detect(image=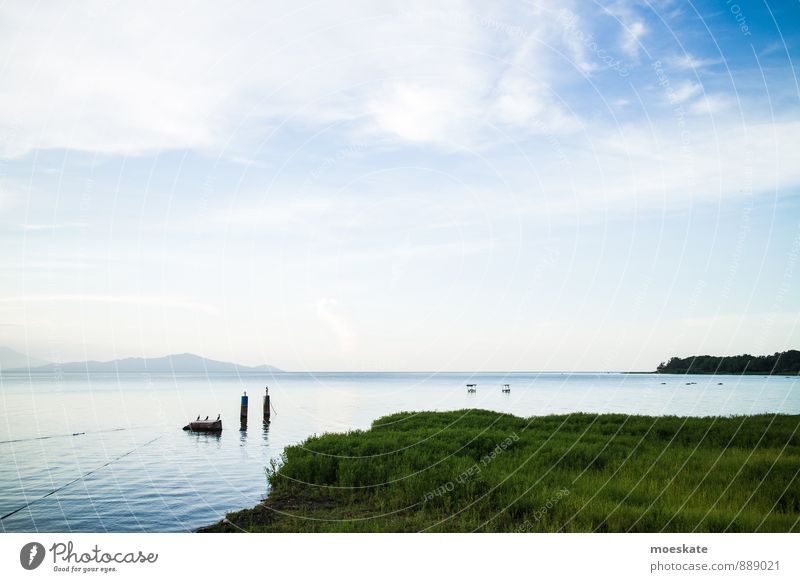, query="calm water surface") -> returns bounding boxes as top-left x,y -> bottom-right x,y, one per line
1,372 -> 798,532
